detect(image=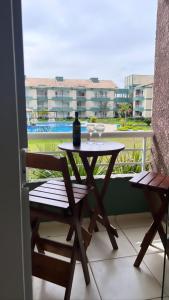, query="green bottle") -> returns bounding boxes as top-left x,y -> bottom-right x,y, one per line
73,112 -> 81,146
